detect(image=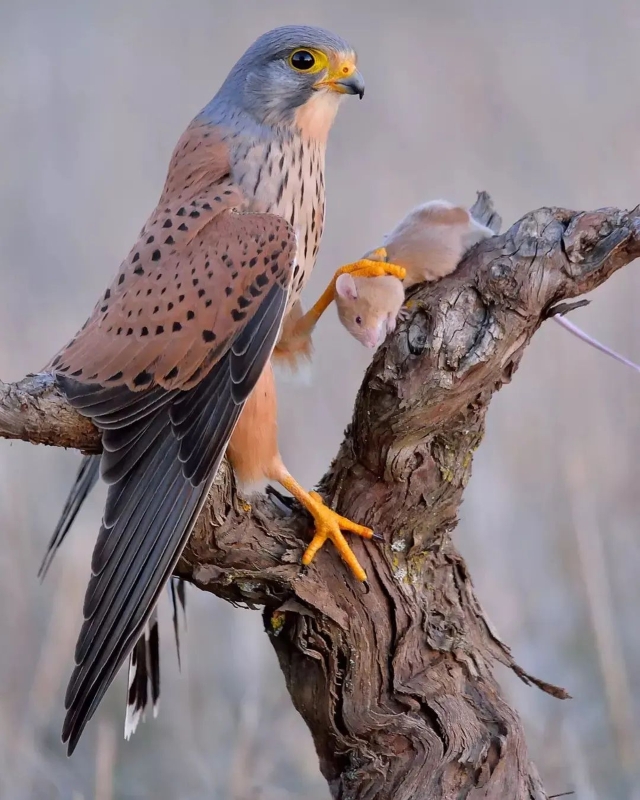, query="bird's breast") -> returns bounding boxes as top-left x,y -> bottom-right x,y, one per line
234,135 -> 326,312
